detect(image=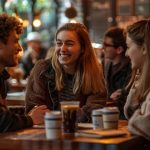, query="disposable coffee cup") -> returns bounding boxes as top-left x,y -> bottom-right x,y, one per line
101,107 -> 119,129
92,109 -> 103,129
45,111 -> 62,139
60,101 -> 79,133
